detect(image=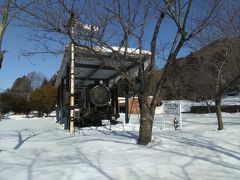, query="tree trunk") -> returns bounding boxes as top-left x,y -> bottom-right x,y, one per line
138,107 -> 154,145
215,99 -> 224,130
